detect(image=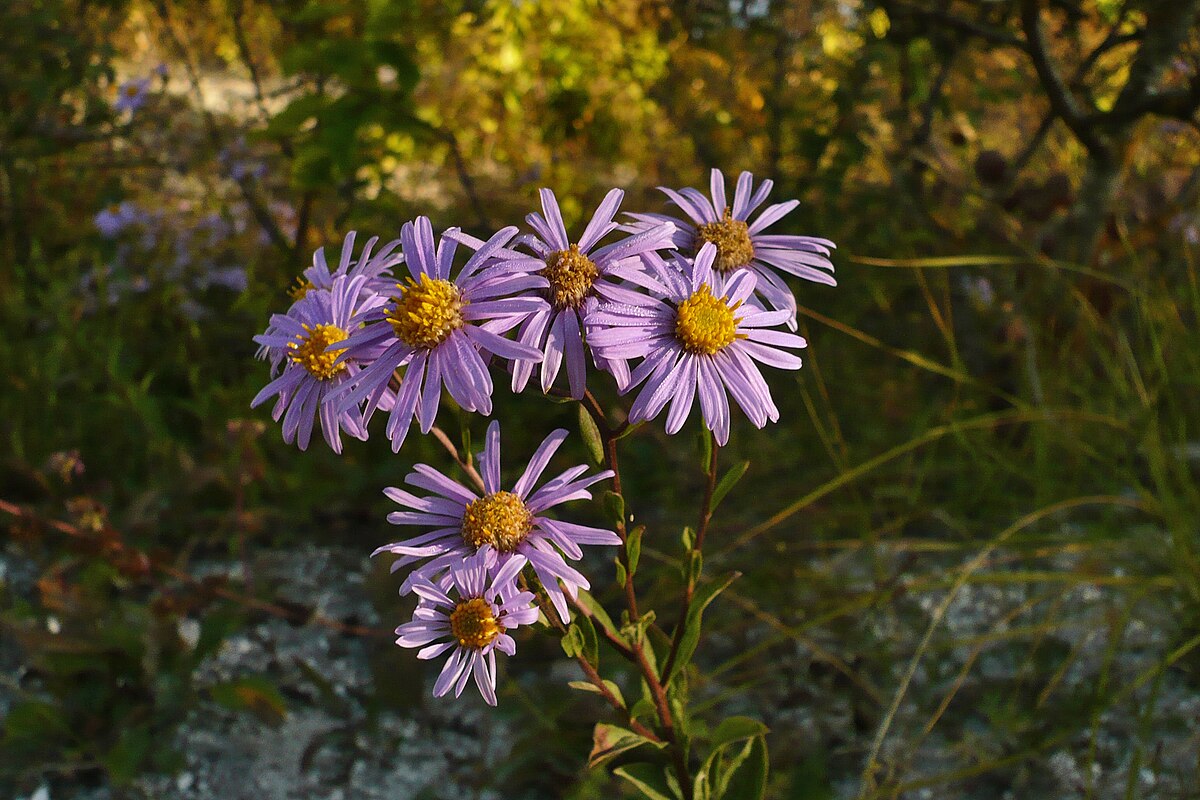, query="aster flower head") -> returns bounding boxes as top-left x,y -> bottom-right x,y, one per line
512,188 -> 676,398
257,231 -> 401,375
333,218 -> 547,452
94,201 -> 146,239
588,243 -> 808,445
628,168 -> 836,330
395,547 -> 538,706
251,274 -> 391,453
287,230 -> 402,304
114,77 -> 151,113
375,420 -> 620,622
